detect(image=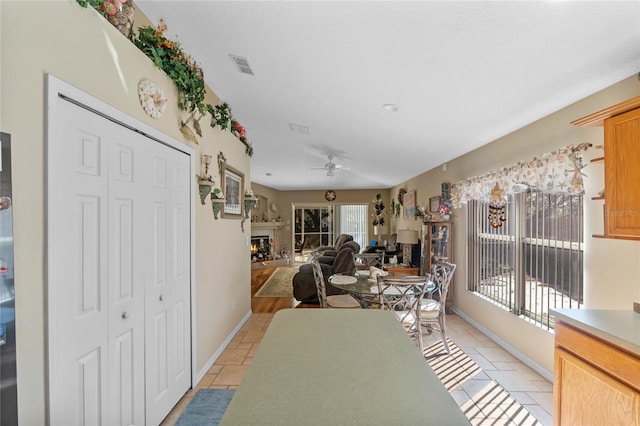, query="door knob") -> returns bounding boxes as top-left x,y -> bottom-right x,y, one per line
121,311 -> 129,319
159,294 -> 164,301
